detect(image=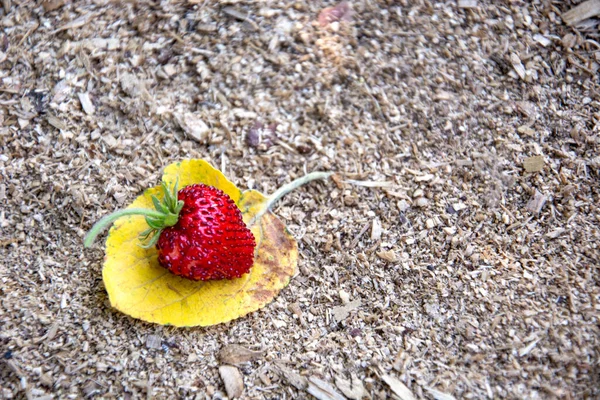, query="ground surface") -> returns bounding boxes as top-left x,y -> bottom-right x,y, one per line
1,0 -> 599,399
